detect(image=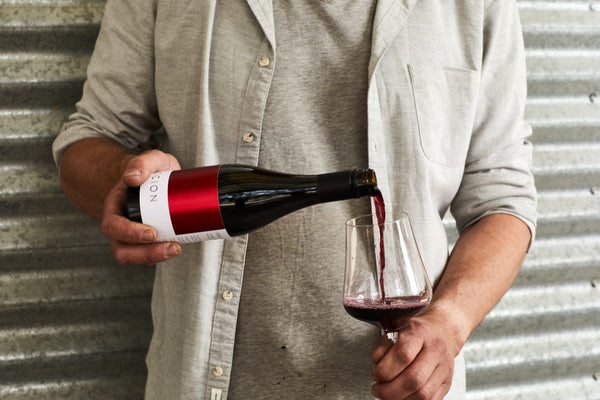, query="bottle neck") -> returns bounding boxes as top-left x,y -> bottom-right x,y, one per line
353,169 -> 378,197
316,169 -> 378,203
